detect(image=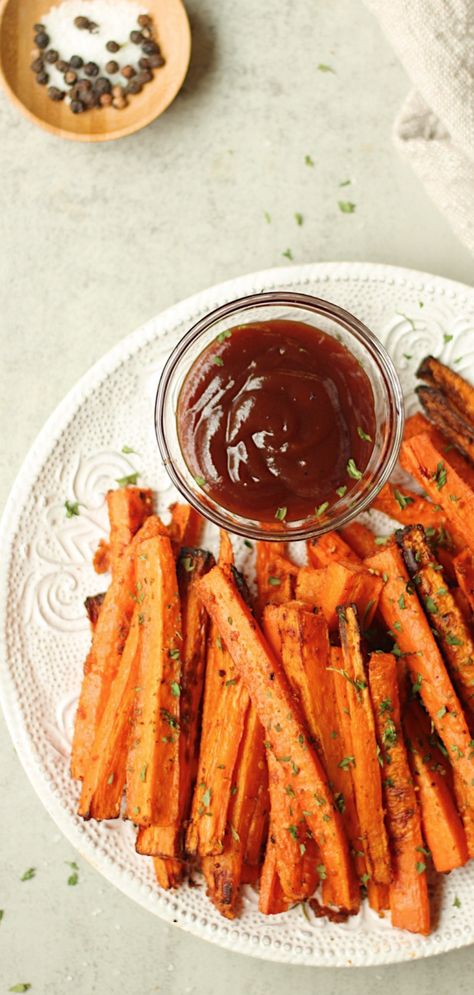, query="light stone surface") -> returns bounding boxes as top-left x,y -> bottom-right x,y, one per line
1,0 -> 474,991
